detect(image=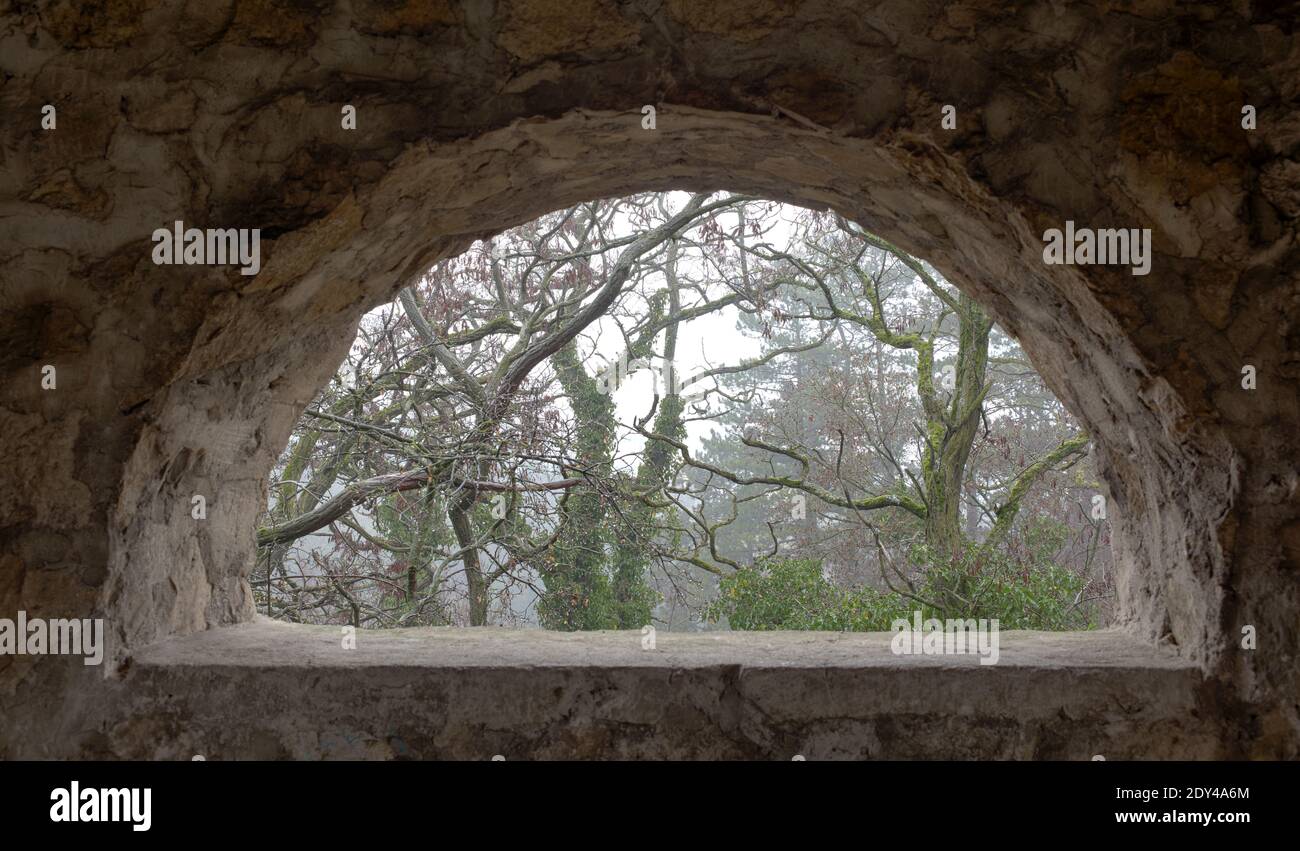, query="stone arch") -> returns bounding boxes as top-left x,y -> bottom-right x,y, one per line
2,1 -> 1296,757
